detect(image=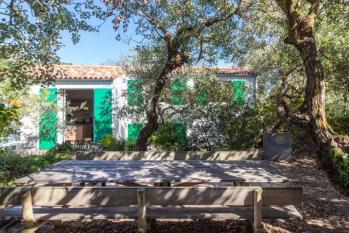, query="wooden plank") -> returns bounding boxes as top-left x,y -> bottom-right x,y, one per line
22,190 -> 34,229
253,188 -> 262,233
31,187 -> 138,206
76,150 -> 261,161
263,187 -> 303,205
0,187 -> 28,205
137,188 -> 147,233
0,205 -> 302,220
1,187 -> 302,207
16,160 -> 289,185
145,187 -> 255,205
